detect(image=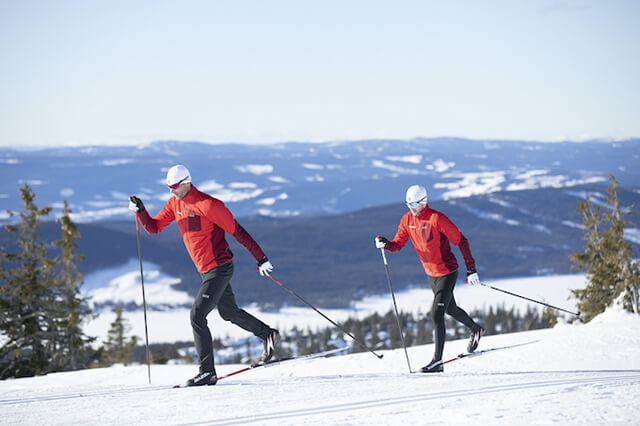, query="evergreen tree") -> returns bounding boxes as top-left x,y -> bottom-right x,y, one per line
1,185 -> 56,377
101,307 -> 139,365
415,316 -> 432,345
51,200 -> 96,370
0,188 -> 97,378
570,175 -> 640,321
